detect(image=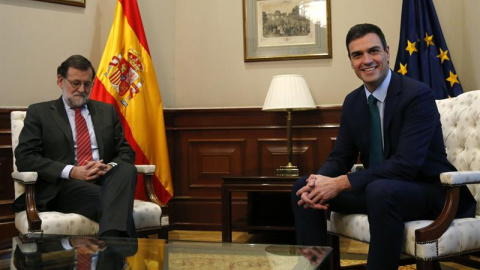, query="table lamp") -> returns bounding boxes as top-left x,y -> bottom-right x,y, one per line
262,74 -> 317,176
